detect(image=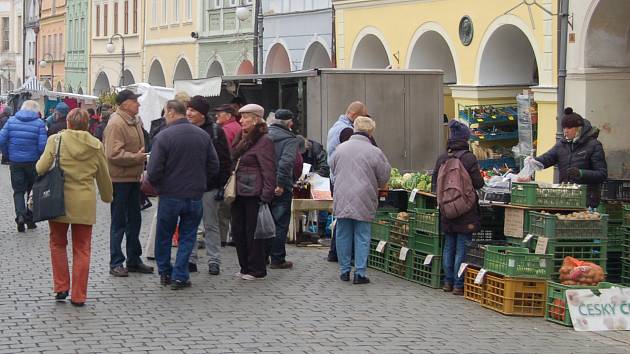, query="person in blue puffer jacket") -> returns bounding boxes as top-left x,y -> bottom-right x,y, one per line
0,100 -> 48,232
